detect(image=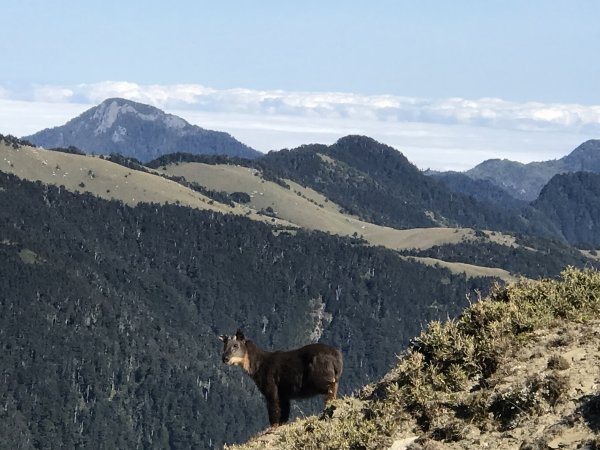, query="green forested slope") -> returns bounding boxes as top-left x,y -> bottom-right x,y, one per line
0,173 -> 492,449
